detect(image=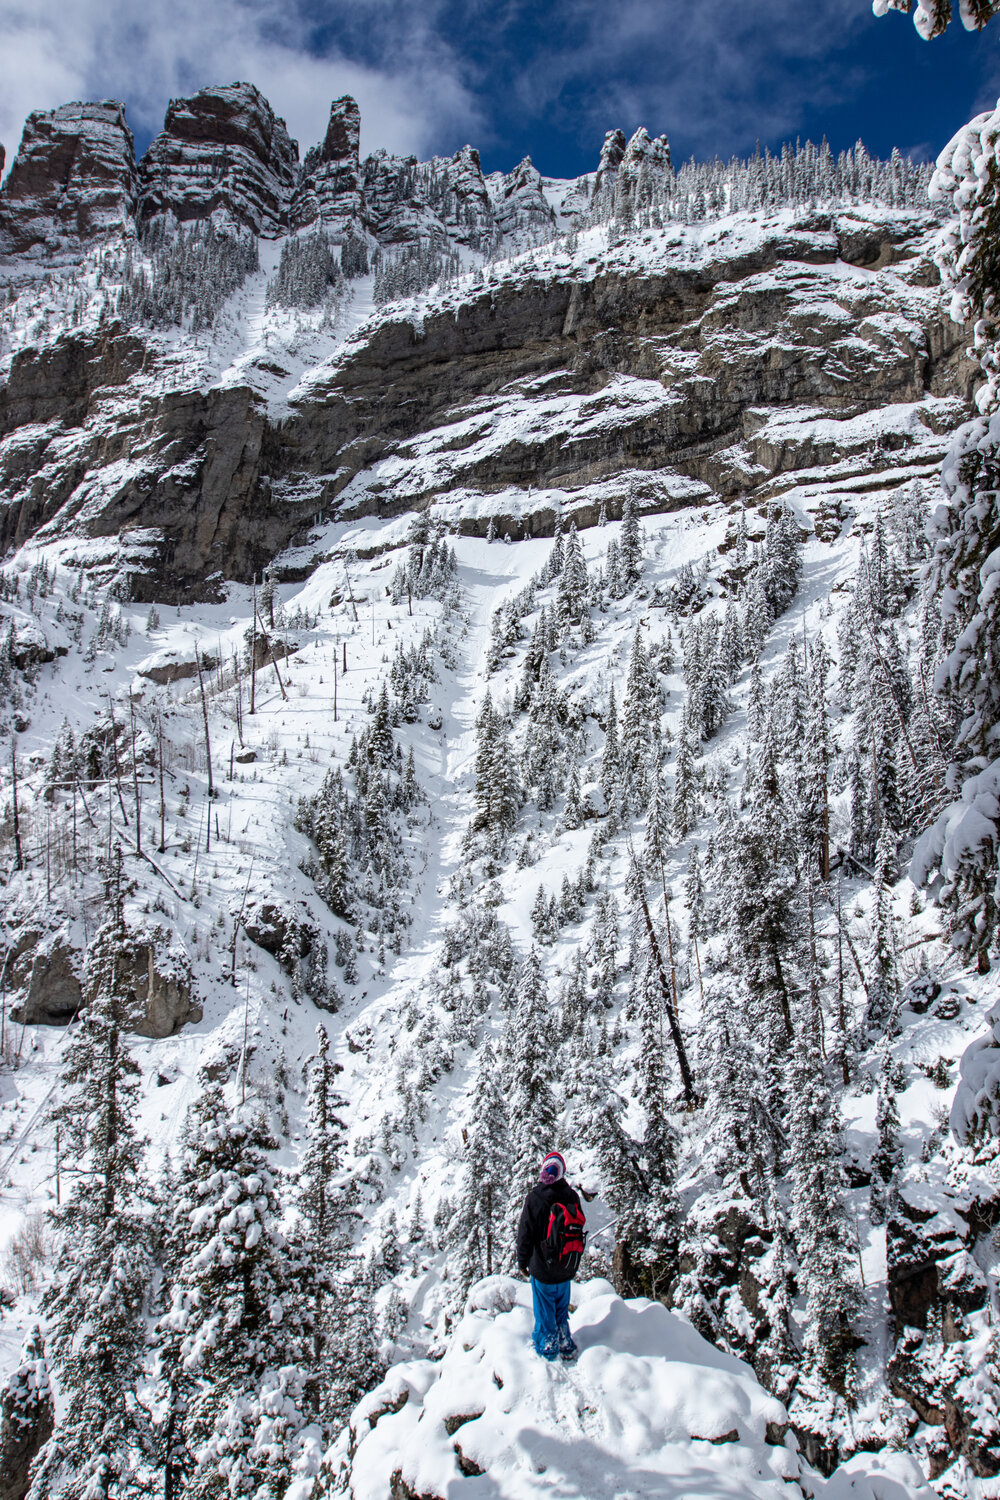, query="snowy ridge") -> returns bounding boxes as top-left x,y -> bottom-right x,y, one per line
336,1276 -> 932,1500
